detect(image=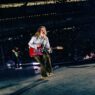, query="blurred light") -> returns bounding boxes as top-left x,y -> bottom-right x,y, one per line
0,1 -> 55,8
32,62 -> 40,65
8,37 -> 12,40
0,13 -> 56,21
66,0 -> 87,2
64,26 -> 75,30
20,35 -> 23,38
